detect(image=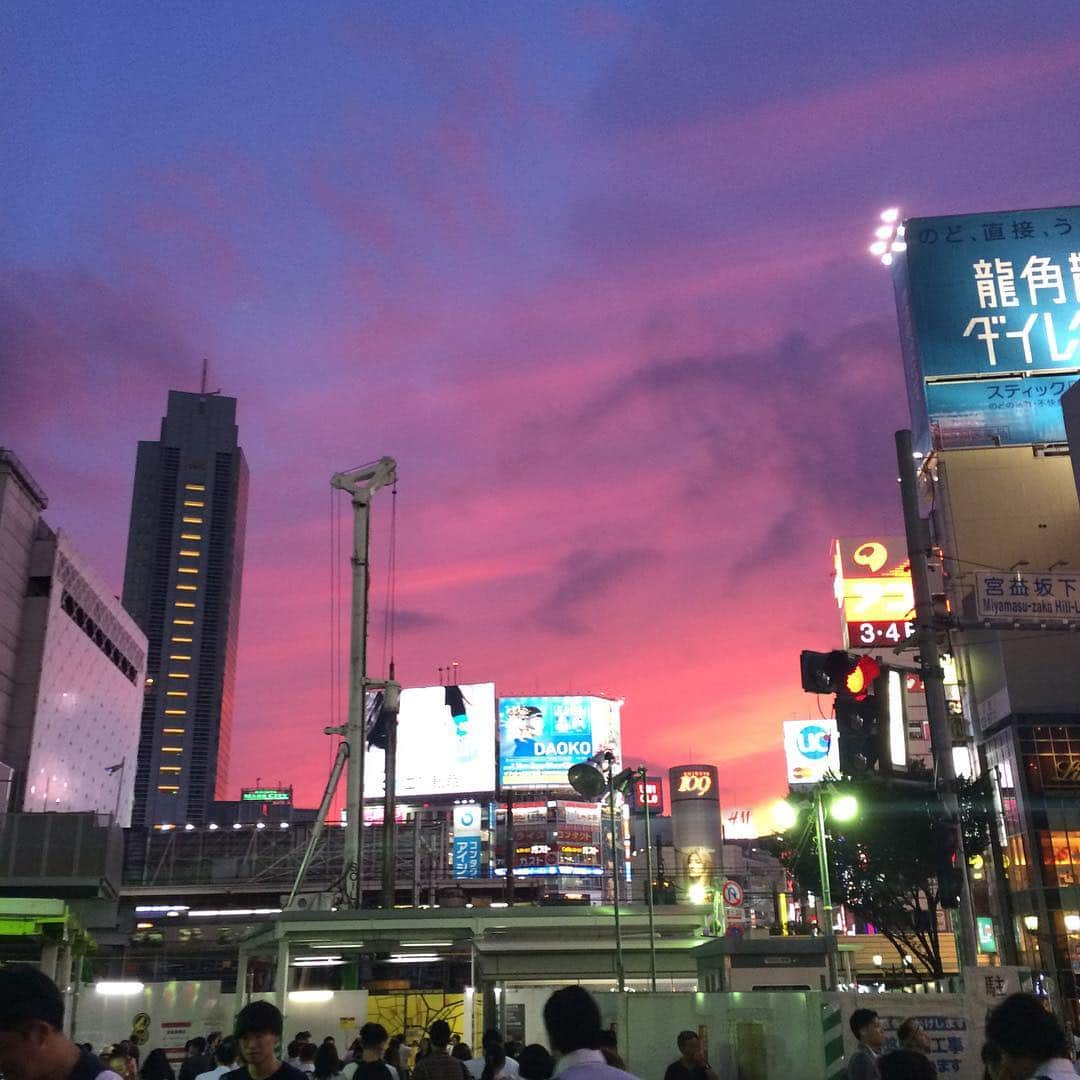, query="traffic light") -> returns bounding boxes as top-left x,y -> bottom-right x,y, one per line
801,650 -> 856,694
932,819 -> 963,909
835,693 -> 880,776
